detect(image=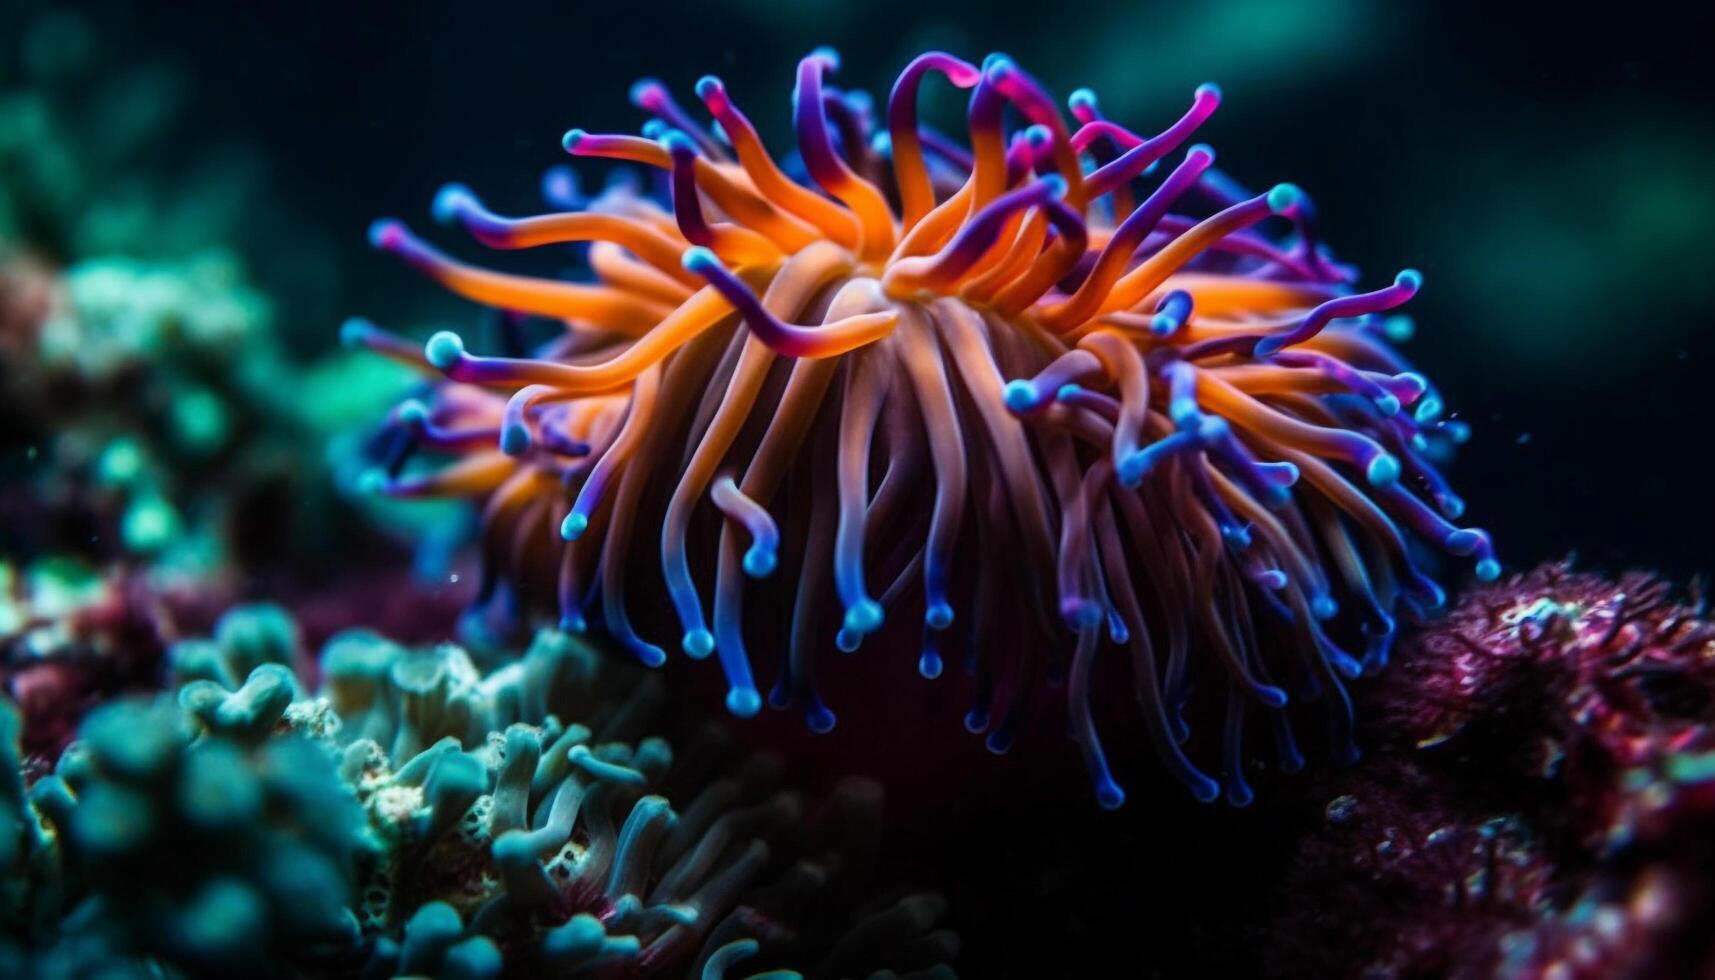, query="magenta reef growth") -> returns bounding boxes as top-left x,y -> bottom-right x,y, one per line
348,49 -> 1497,808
